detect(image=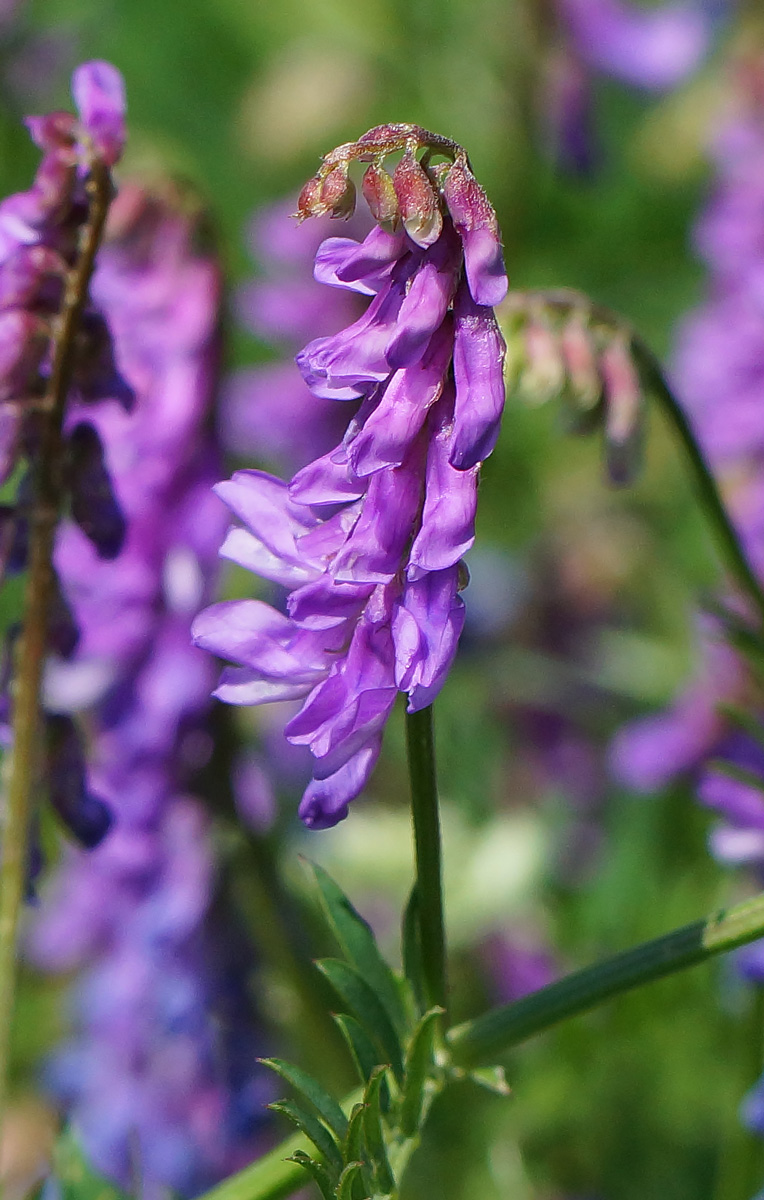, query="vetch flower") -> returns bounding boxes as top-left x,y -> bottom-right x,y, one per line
195,125 -> 508,829
29,180 -> 271,1197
